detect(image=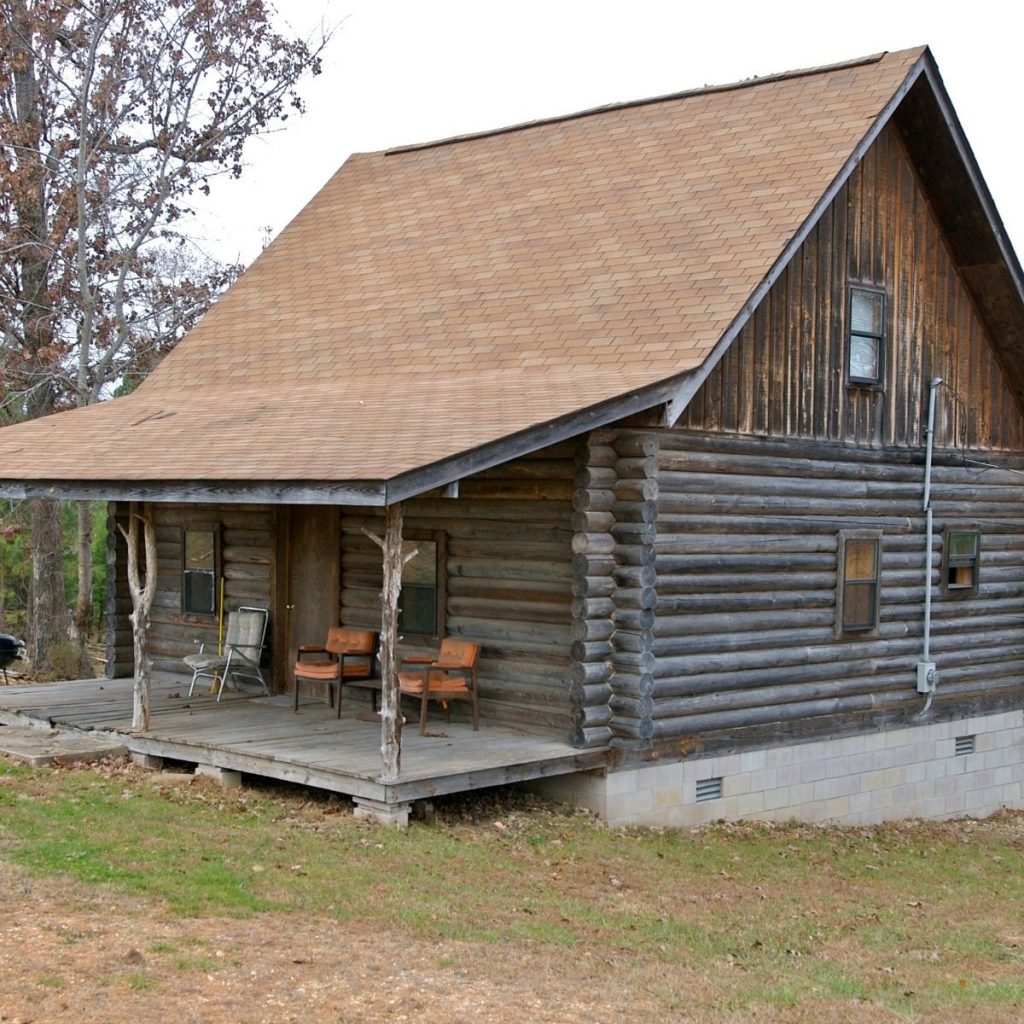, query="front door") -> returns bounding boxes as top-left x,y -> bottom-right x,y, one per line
278,505 -> 340,692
